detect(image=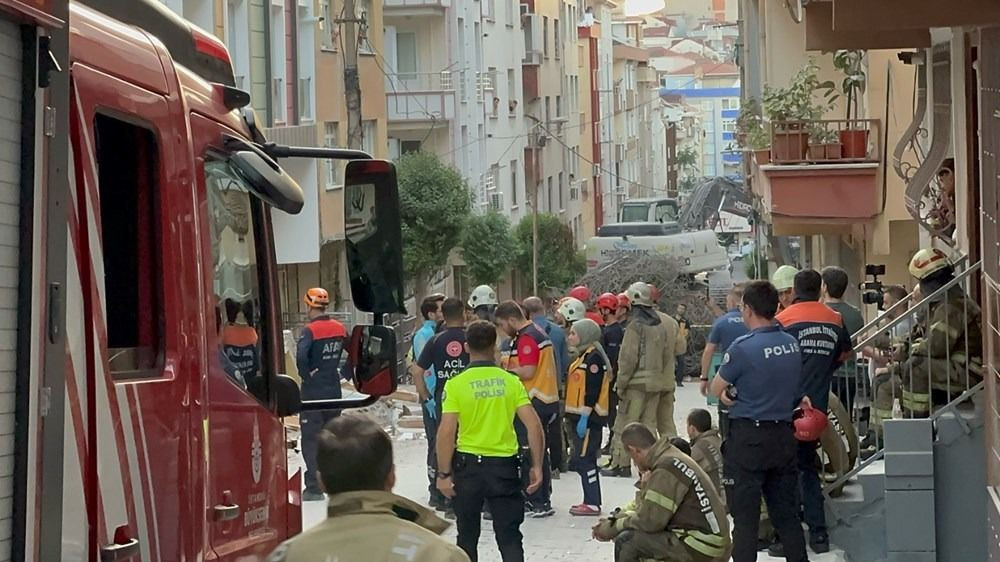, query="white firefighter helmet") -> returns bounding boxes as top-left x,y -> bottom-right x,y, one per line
626,281 -> 654,307
558,297 -> 587,323
468,284 -> 498,308
771,265 -> 799,292
908,248 -> 951,280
